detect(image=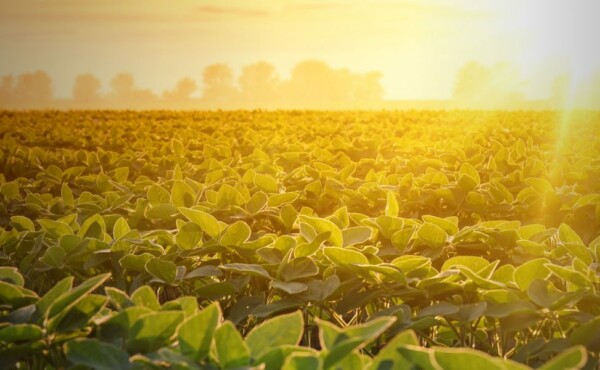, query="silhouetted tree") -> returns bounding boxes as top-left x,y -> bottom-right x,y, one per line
12,71 -> 53,105
73,74 -> 102,104
108,72 -> 157,108
202,64 -> 238,105
163,78 -> 197,101
110,73 -> 135,98
0,75 -> 14,105
239,62 -> 279,106
453,61 -> 524,108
